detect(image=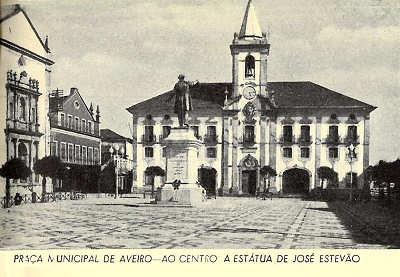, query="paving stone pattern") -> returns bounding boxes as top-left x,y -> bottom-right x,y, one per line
0,197 -> 389,249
